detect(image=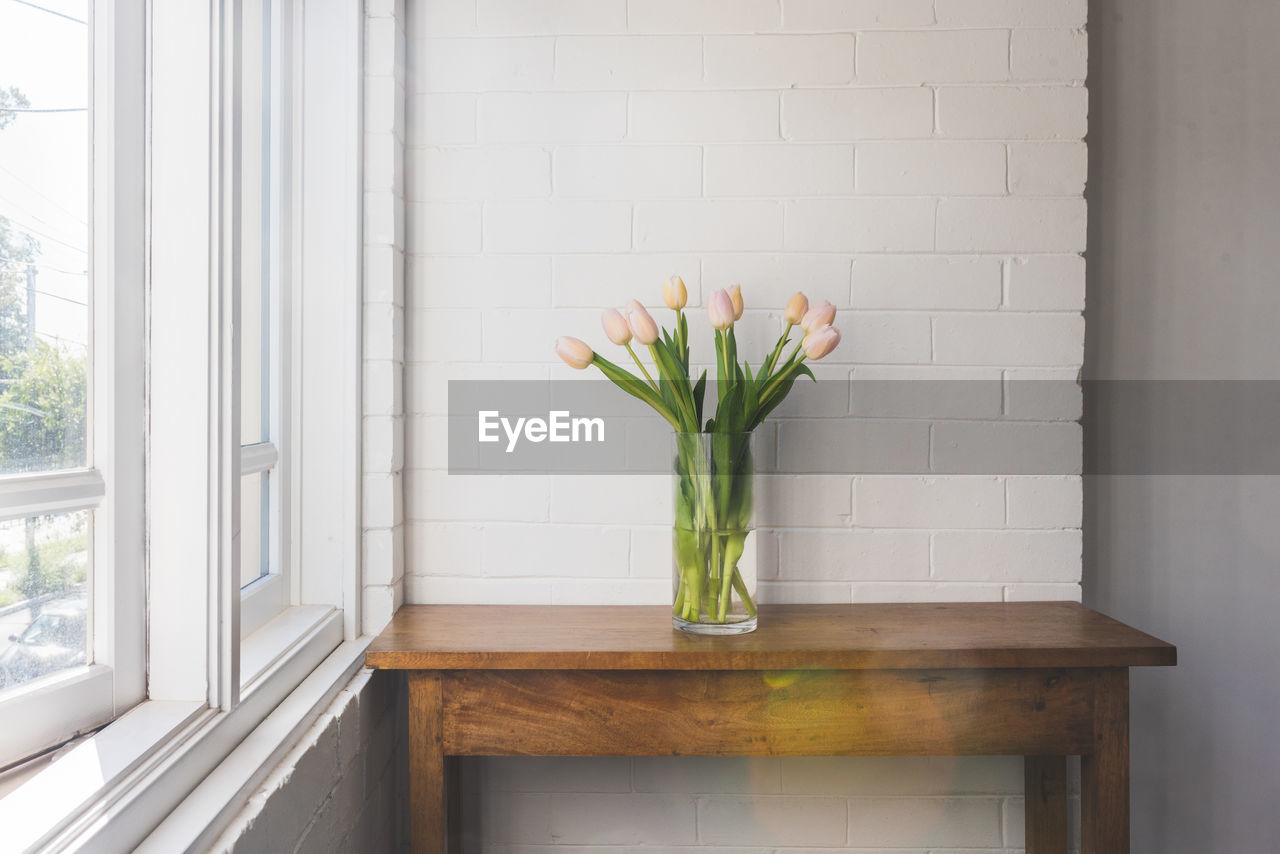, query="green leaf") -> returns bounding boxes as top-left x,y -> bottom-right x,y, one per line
692,370 -> 707,427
